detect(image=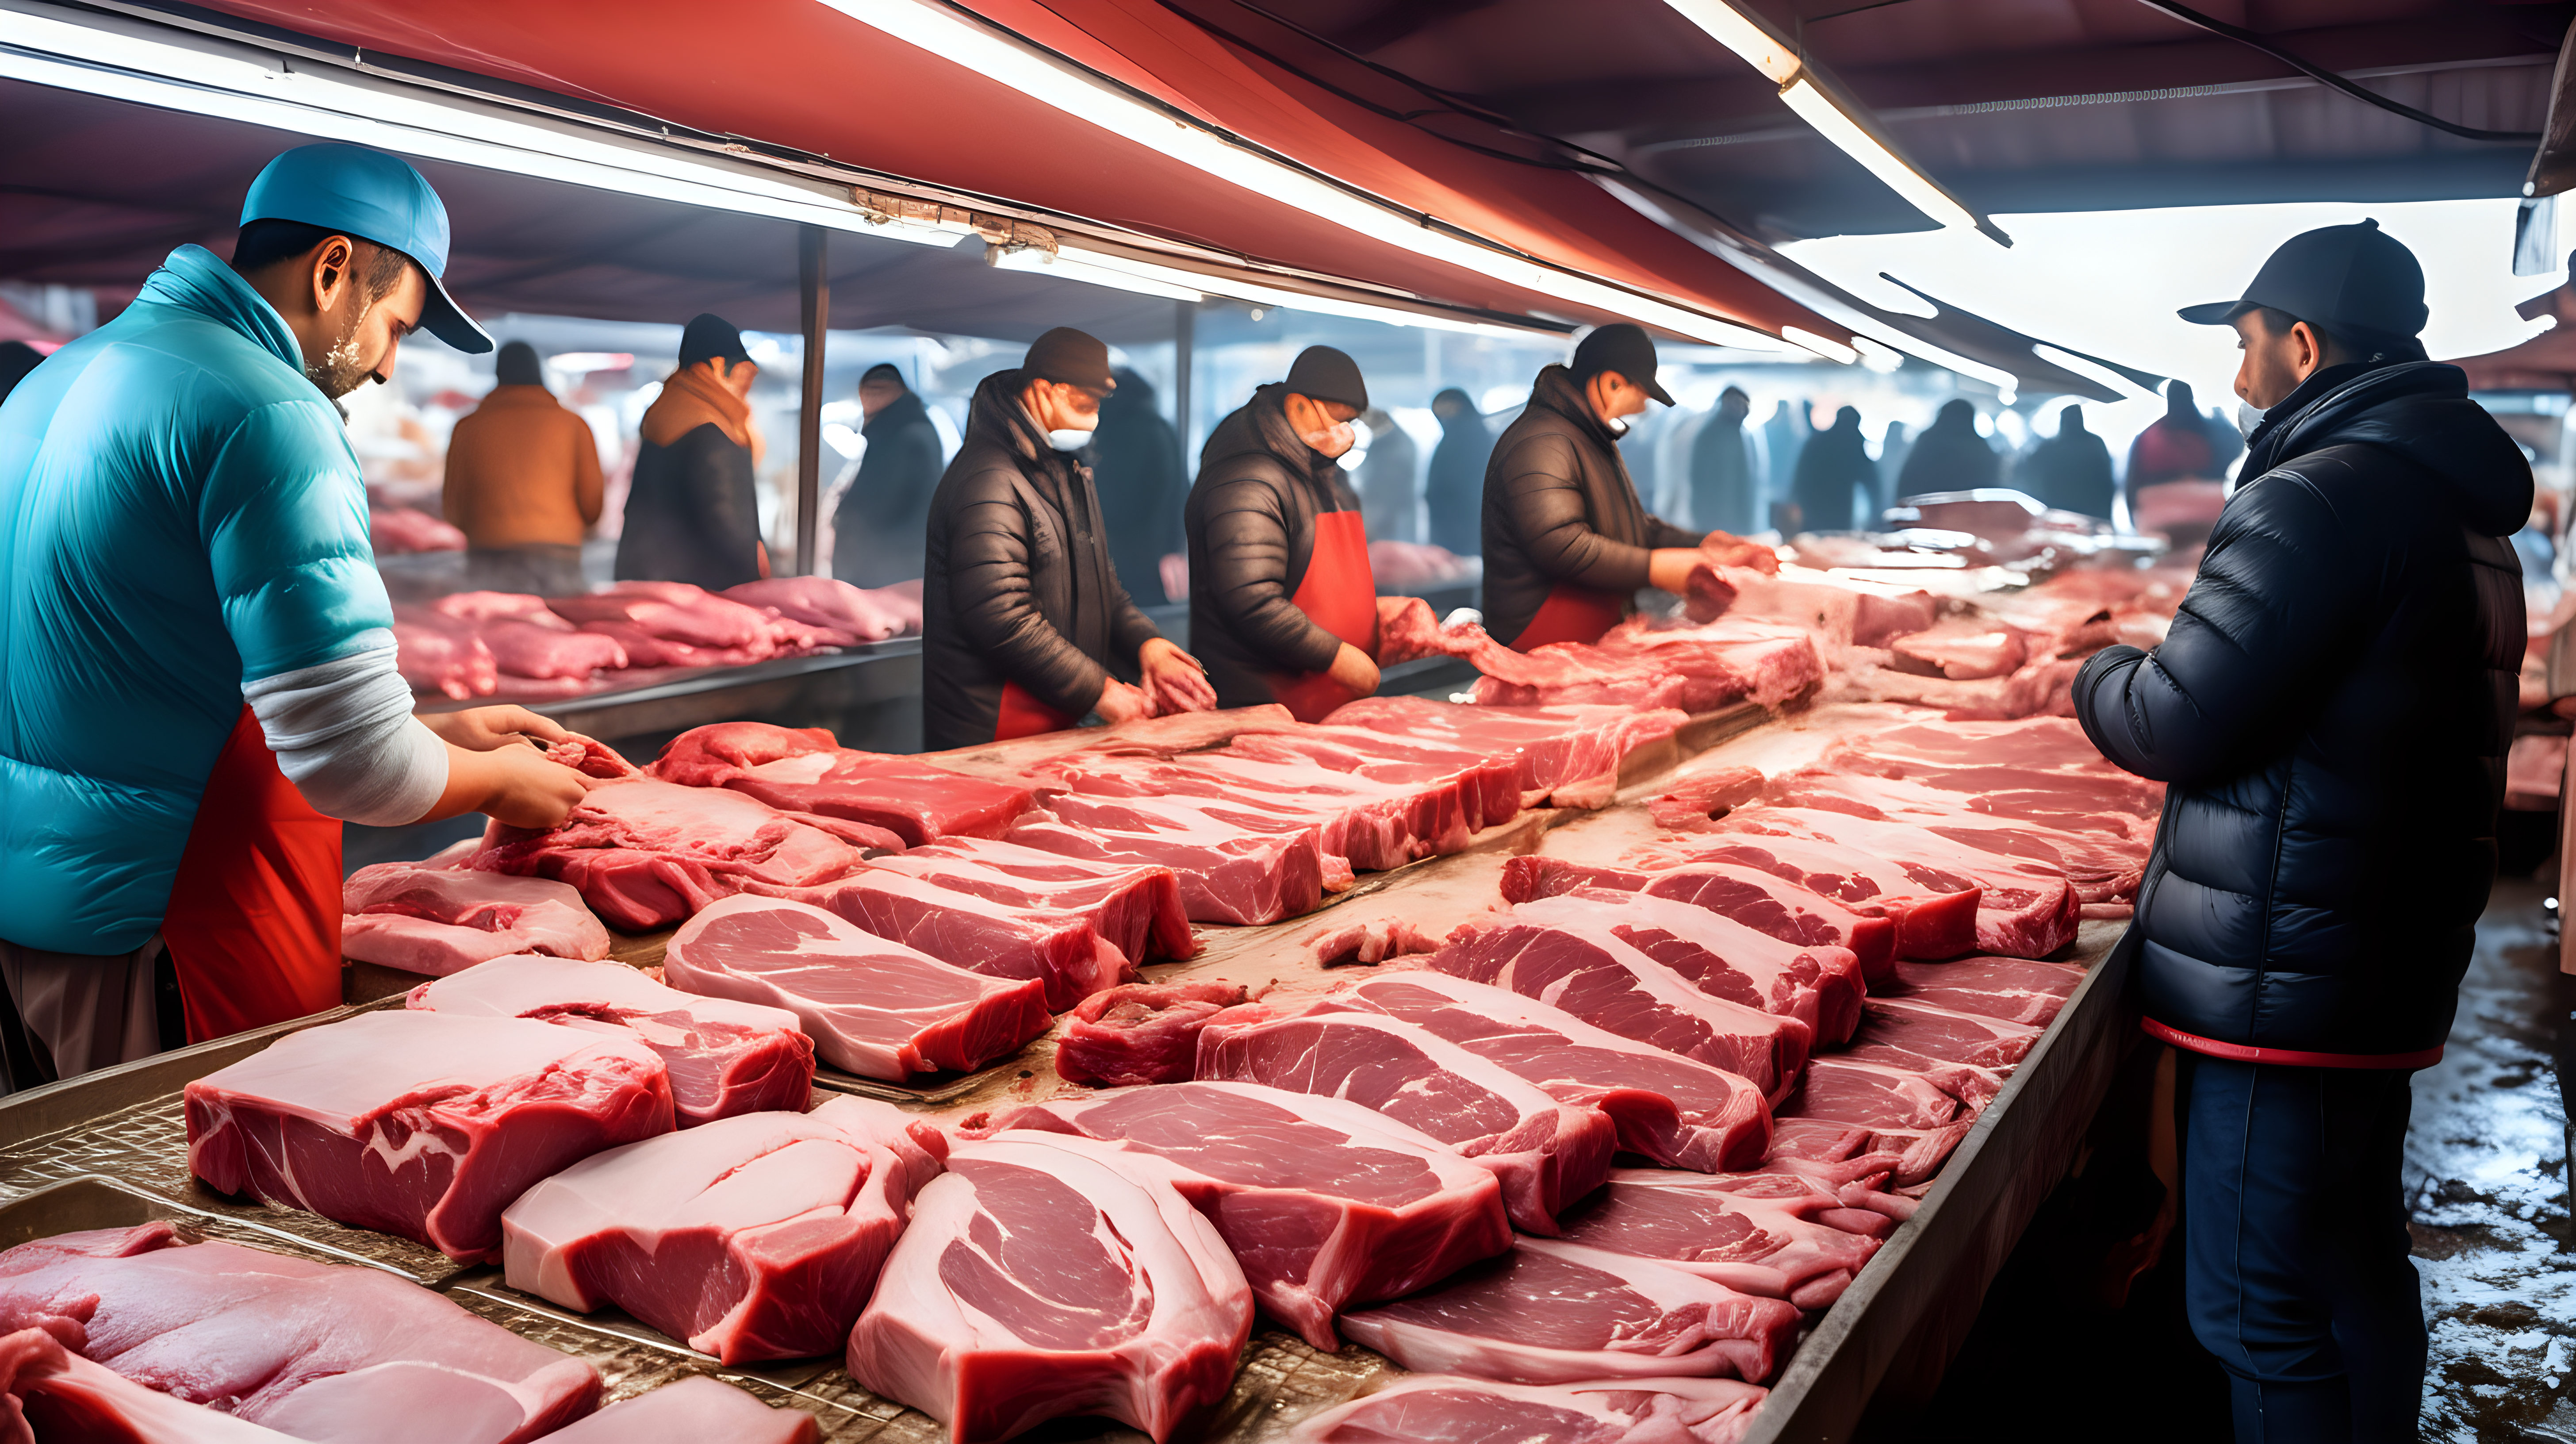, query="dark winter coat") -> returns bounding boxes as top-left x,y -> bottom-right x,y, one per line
1895,399 -> 2001,498
1092,373 -> 1189,605
832,388 -> 944,588
1789,408 -> 1876,532
1186,384 -> 1367,709
2020,415 -> 2116,519
1688,403 -> 1760,536
1425,393 -> 1492,556
1480,365 -> 1701,646
920,370 -> 1162,750
2073,361 -> 2529,1059
615,426 -> 760,590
